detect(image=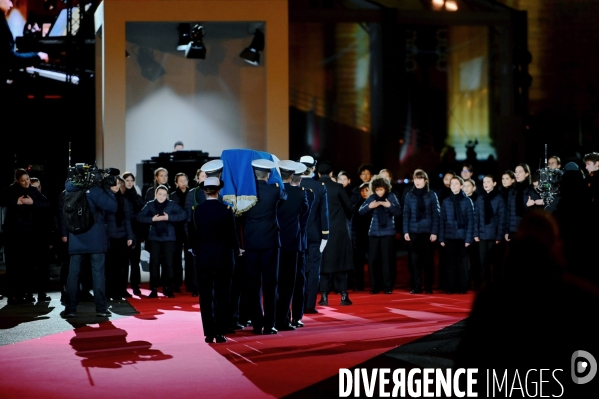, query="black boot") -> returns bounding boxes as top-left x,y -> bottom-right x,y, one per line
317,292 -> 328,306
340,291 -> 352,306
